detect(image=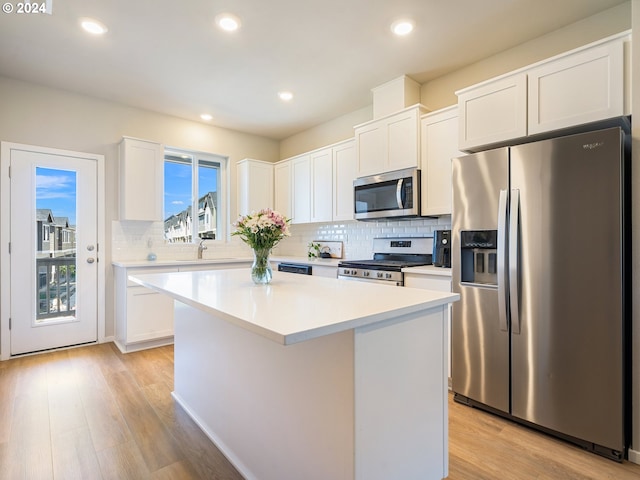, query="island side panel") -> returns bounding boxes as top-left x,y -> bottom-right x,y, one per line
354,306 -> 448,480
172,301 -> 355,480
